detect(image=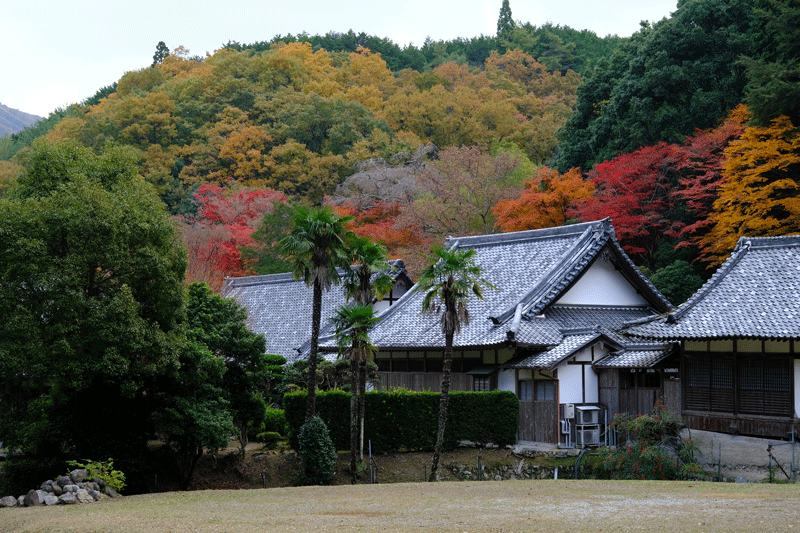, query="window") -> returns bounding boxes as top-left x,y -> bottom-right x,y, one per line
473,376 -> 491,392
685,353 -> 791,416
535,380 -> 555,401
519,380 -> 554,401
519,380 -> 533,400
